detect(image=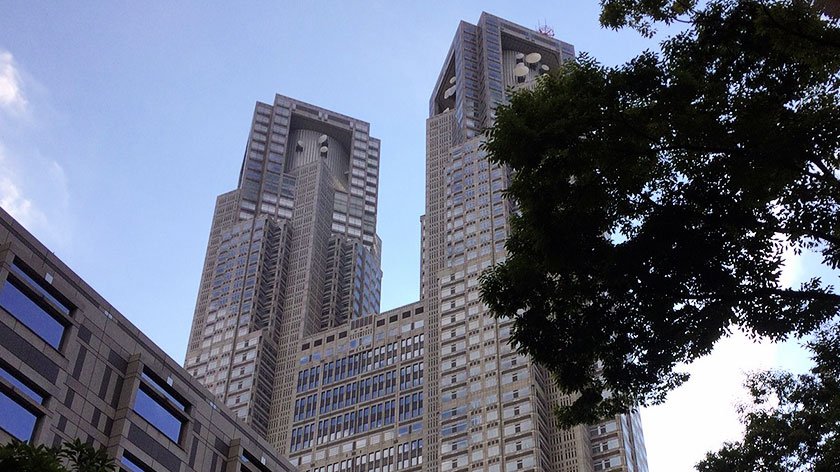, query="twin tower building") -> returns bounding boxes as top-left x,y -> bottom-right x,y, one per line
184,13 -> 648,472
